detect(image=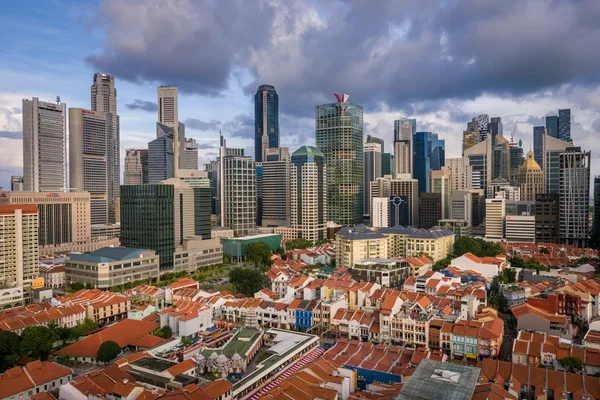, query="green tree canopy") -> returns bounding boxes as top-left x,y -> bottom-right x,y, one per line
20,326 -> 58,361
70,282 -> 84,291
96,340 -> 122,363
76,318 -> 99,335
501,268 -> 517,284
0,330 -> 21,371
244,242 -> 273,268
229,267 -> 267,296
559,356 -> 584,373
452,236 -> 505,258
285,238 -> 313,251
156,325 -> 172,339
